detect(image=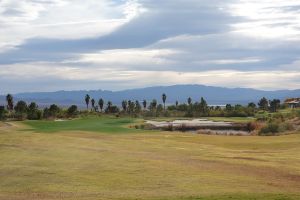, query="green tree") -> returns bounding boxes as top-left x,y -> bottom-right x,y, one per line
162,93 -> 167,110
0,106 -> 6,120
248,102 -> 256,108
149,99 -> 157,111
27,102 -> 41,120
107,101 -> 112,111
157,104 -> 164,113
91,99 -> 95,111
105,101 -> 119,113
269,99 -> 280,112
43,107 -> 50,119
67,105 -> 79,117
143,100 -> 147,110
258,97 -> 269,111
225,104 -> 232,112
135,100 -> 141,113
14,101 -> 27,113
187,97 -> 192,105
14,101 -> 28,120
85,94 -> 90,110
128,100 -> 135,114
49,104 -> 61,118
199,97 -> 208,115
98,98 -> 104,112
122,100 -> 128,112
6,94 -> 13,111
